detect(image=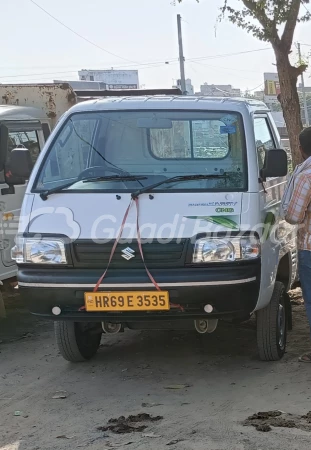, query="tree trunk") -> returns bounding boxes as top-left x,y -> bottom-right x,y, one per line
274,49 -> 303,168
